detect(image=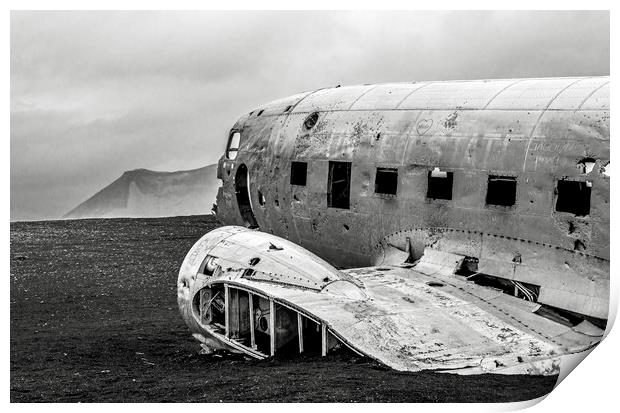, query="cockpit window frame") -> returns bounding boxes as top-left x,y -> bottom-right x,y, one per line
226,130 -> 241,160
